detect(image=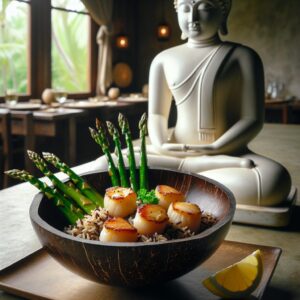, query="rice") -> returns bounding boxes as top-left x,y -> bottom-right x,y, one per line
65,207 -> 217,242
199,211 -> 218,232
138,232 -> 168,243
65,207 -> 109,240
